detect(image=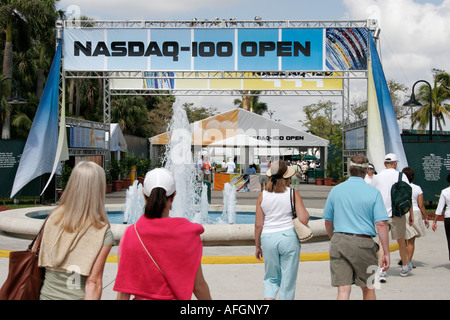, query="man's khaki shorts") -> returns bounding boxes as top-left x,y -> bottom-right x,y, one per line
329,233 -> 379,287
389,215 -> 406,240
